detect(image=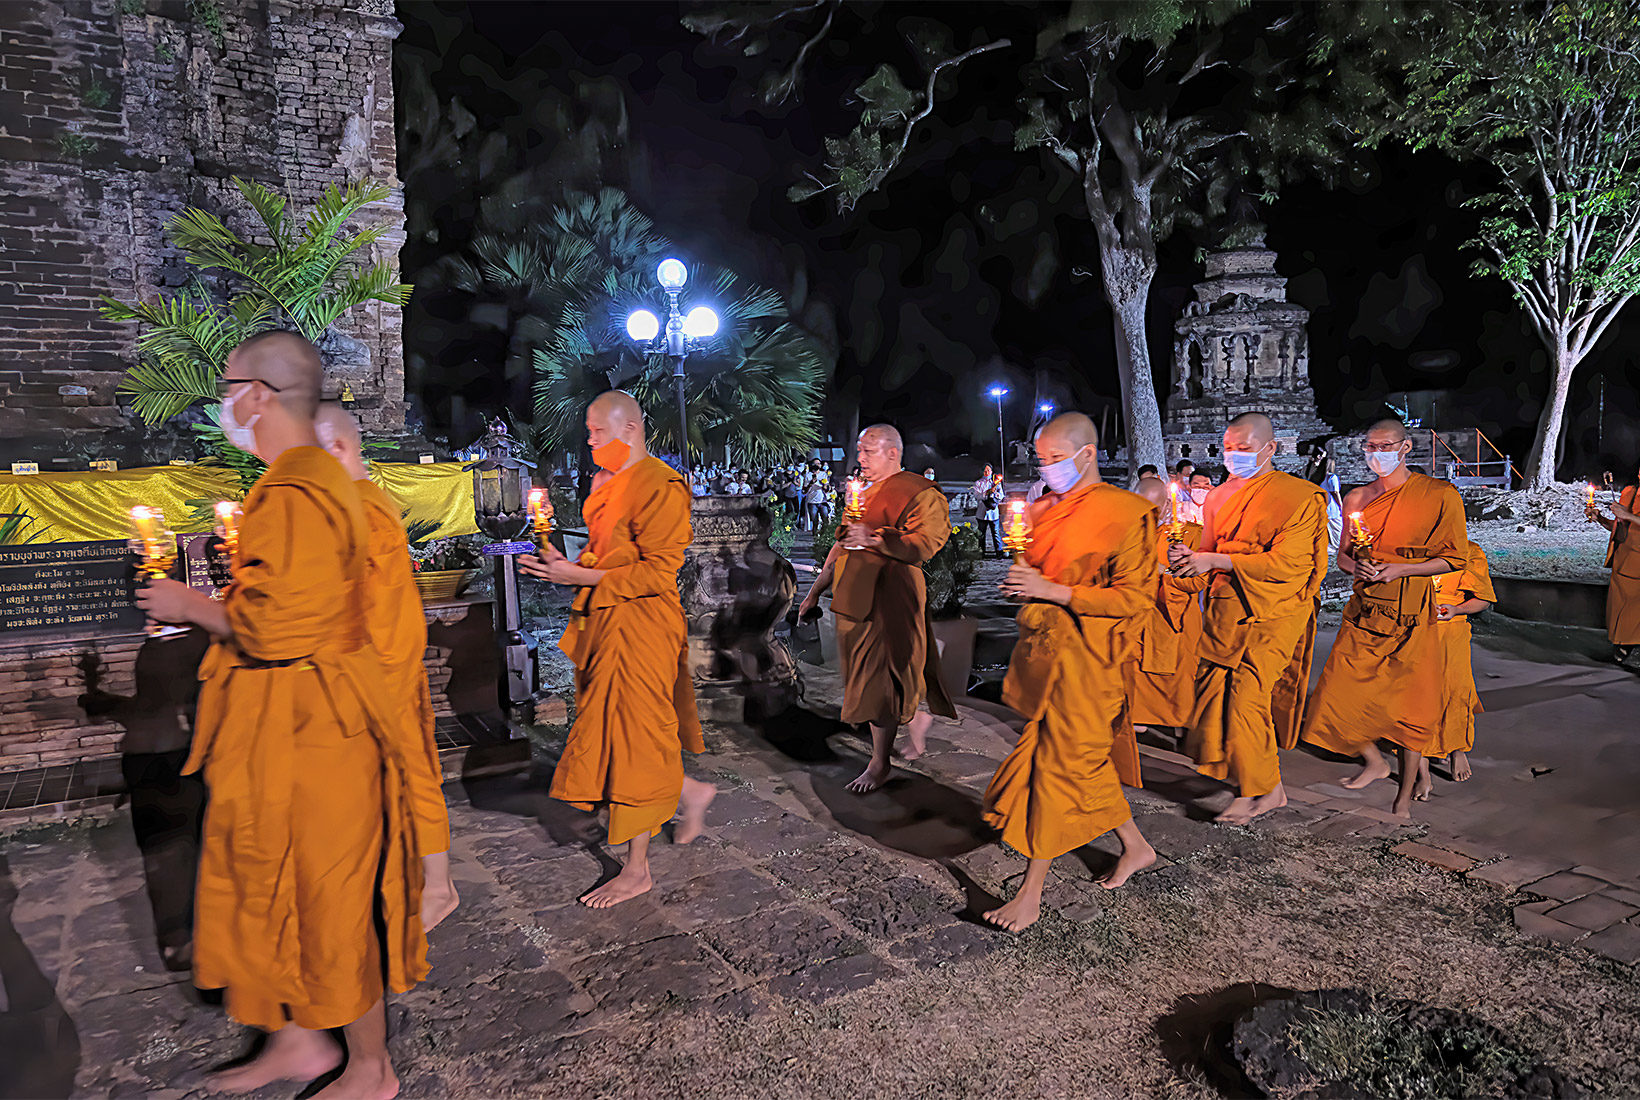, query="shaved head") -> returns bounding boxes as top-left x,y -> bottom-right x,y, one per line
589,389 -> 644,432
856,423 -> 903,481
585,389 -> 648,466
860,424 -> 903,453
1037,412 -> 1098,451
1227,411 -> 1274,445
1367,418 -> 1409,442
230,330 -> 323,418
1134,476 -> 1170,508
314,401 -> 367,480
